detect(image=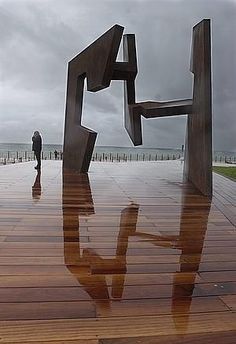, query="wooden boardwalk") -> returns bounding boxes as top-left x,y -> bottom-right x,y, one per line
0,160 -> 235,343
